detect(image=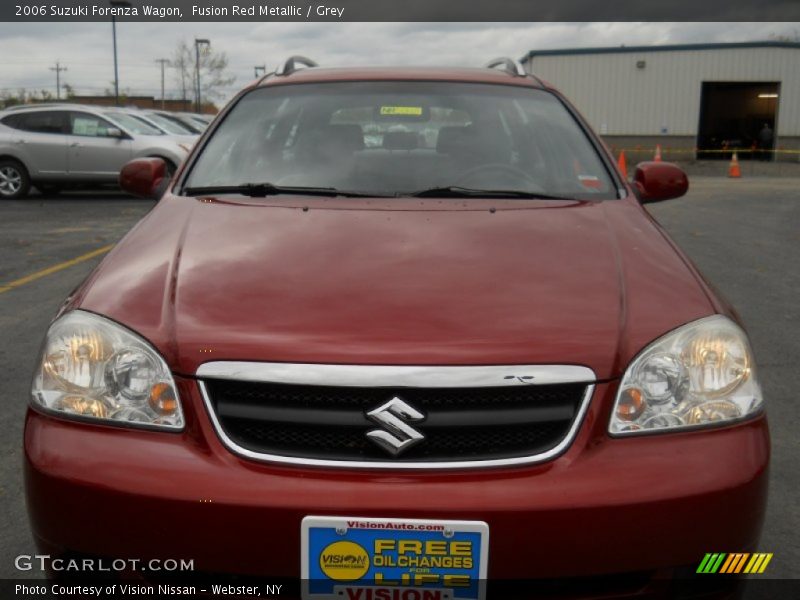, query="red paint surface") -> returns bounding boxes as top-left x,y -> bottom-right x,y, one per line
25,380 -> 769,578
